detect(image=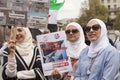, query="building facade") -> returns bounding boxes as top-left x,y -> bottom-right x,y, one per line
100,0 -> 120,19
